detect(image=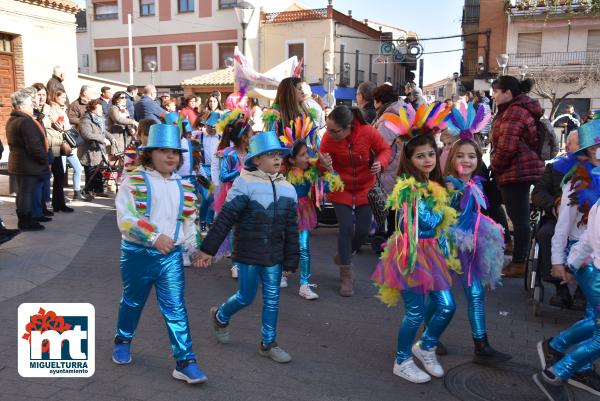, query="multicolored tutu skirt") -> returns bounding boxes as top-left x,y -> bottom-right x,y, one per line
448,215 -> 504,289
212,181 -> 233,213
371,235 -> 455,305
297,197 -> 317,231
